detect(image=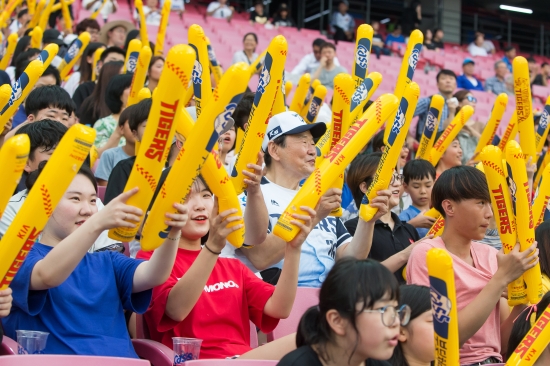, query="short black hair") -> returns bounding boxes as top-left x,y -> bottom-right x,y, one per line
232,91 -> 255,131
119,103 -> 134,127
542,62 -> 549,68
320,42 -> 336,52
11,36 -> 31,67
504,46 -> 515,53
312,38 -> 326,48
431,166 -> 490,218
403,159 -> 436,184
41,65 -> 61,86
371,130 -> 385,152
100,46 -> 125,63
75,18 -> 100,34
436,69 -> 457,82
17,8 -> 28,19
25,86 -> 74,117
264,135 -> 287,168
129,98 -> 152,131
105,74 -> 134,114
527,57 -> 537,63
16,119 -> 68,161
